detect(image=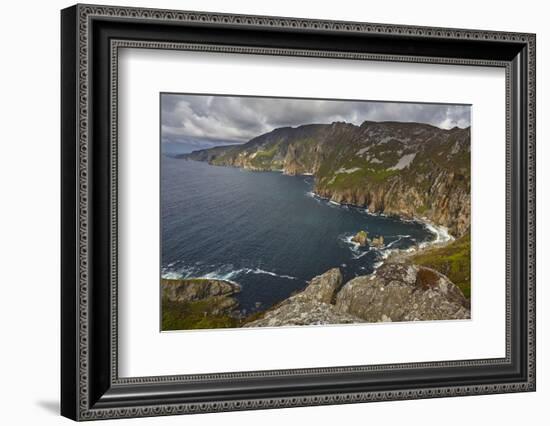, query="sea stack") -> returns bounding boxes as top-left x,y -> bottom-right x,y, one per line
371,235 -> 385,247
352,230 -> 368,247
